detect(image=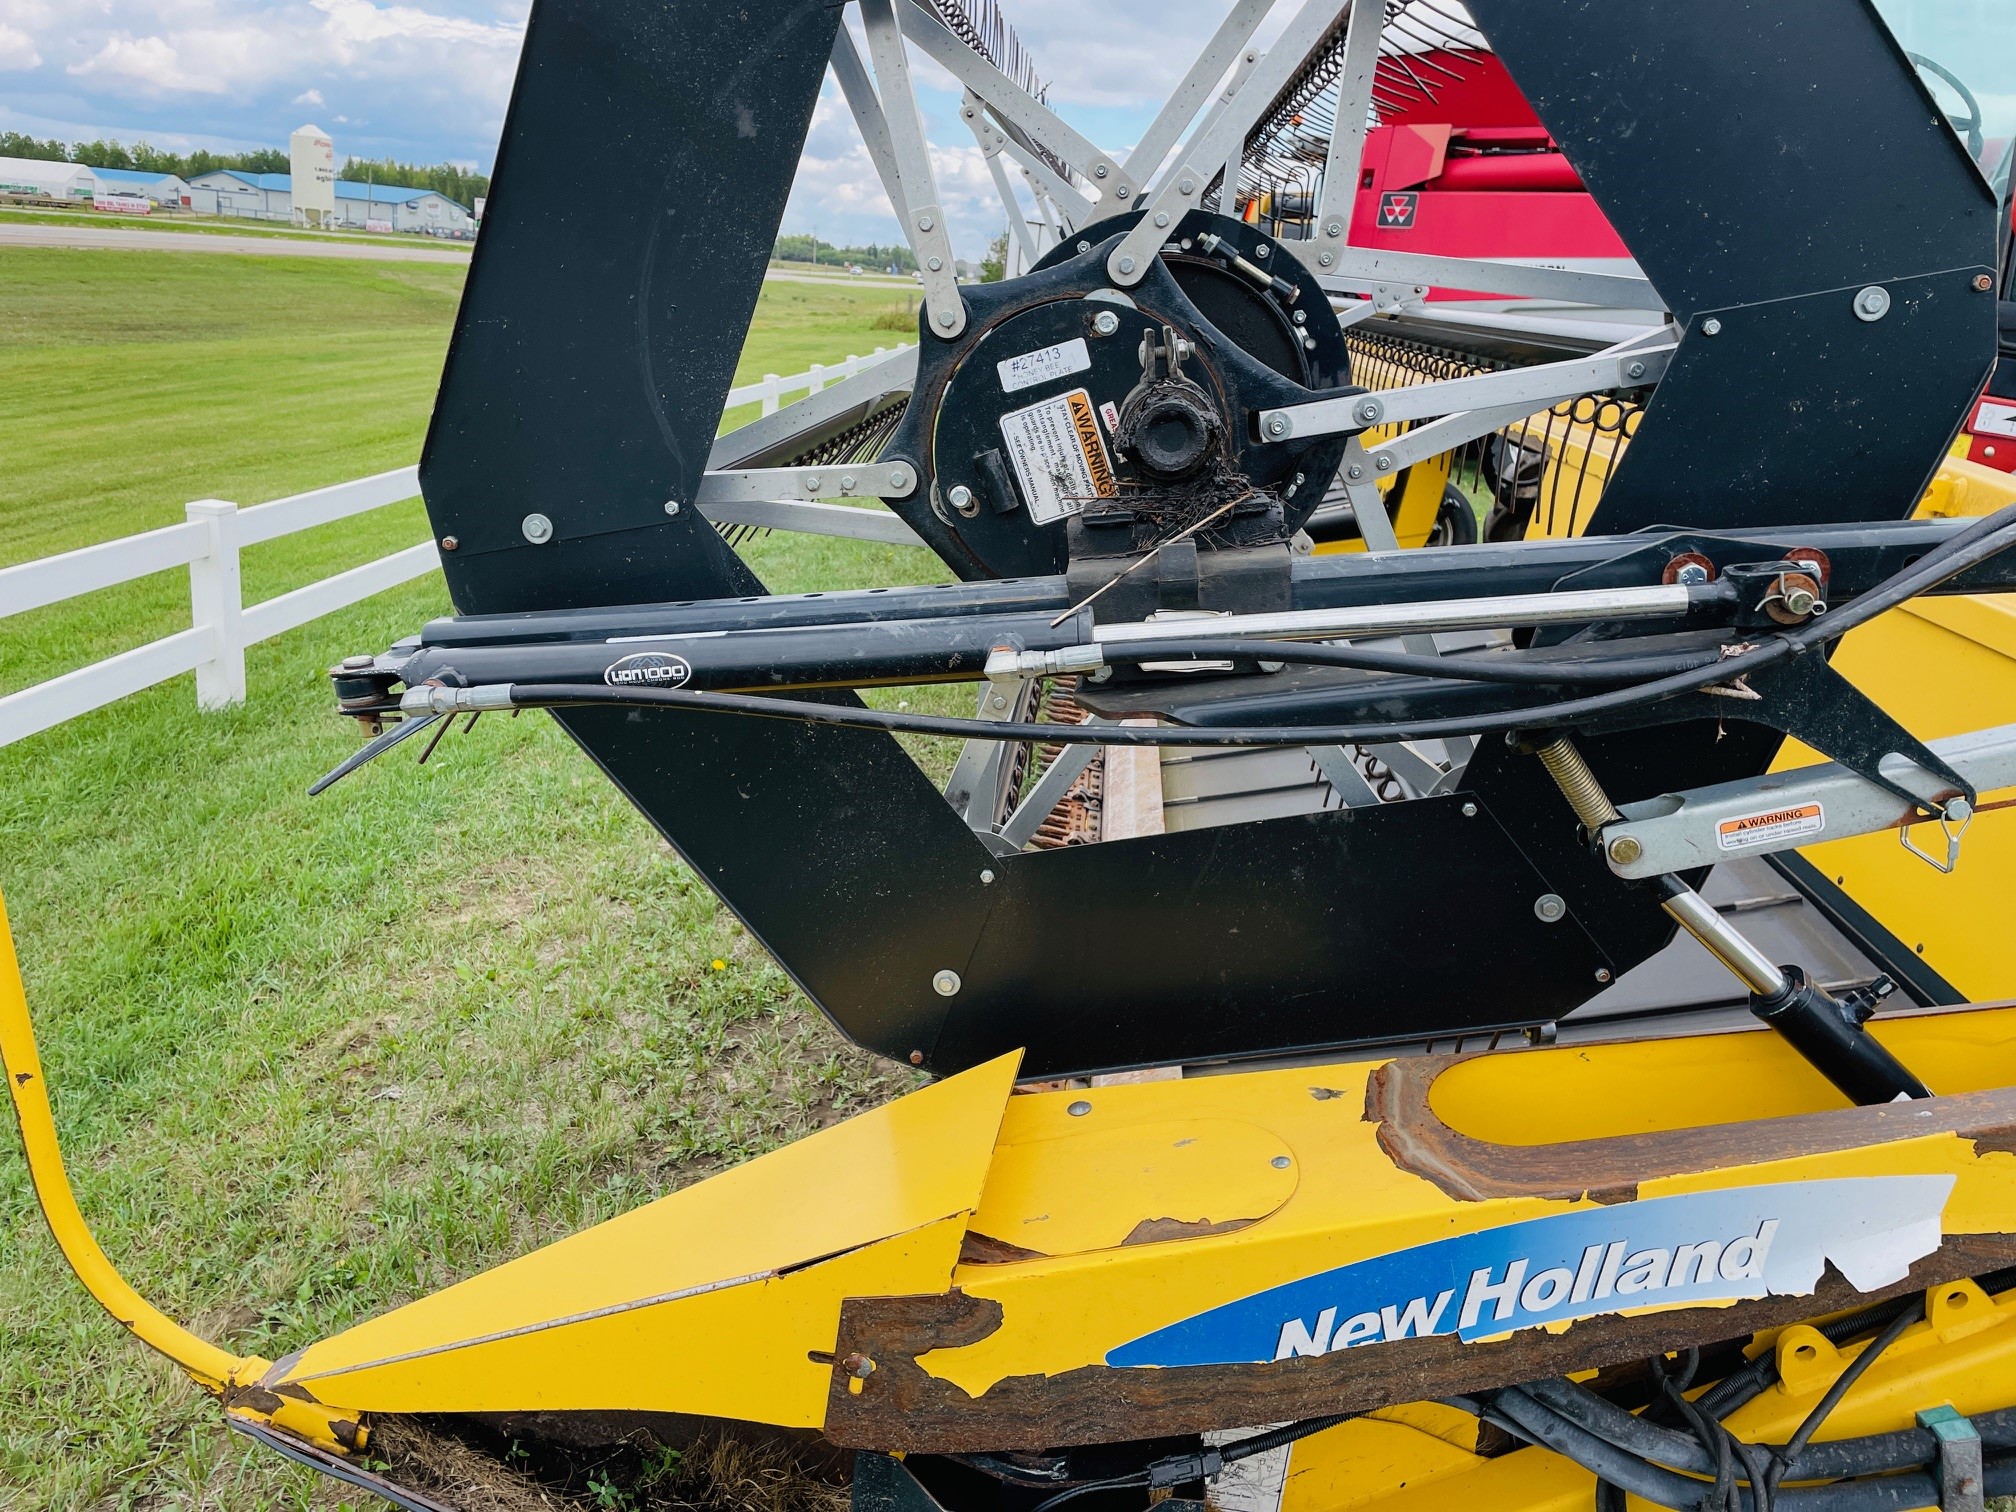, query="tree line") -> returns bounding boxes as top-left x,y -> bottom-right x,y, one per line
774,233 -> 918,272
0,132 -> 488,204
